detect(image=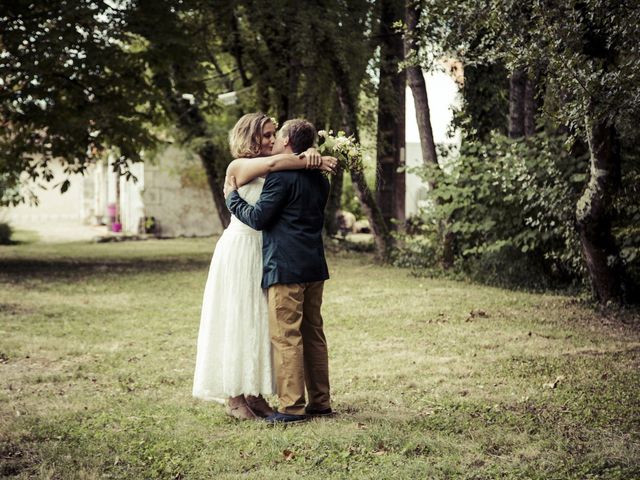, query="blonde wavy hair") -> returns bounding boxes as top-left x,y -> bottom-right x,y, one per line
228,112 -> 273,158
